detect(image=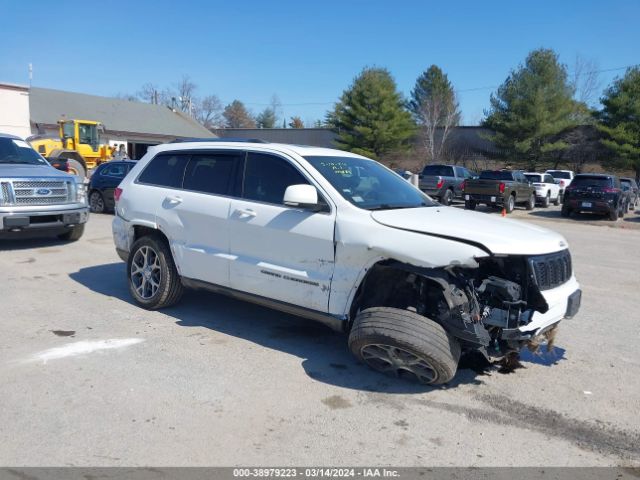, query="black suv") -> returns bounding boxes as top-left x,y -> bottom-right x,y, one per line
88,161 -> 136,213
620,178 -> 638,211
562,174 -> 626,221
